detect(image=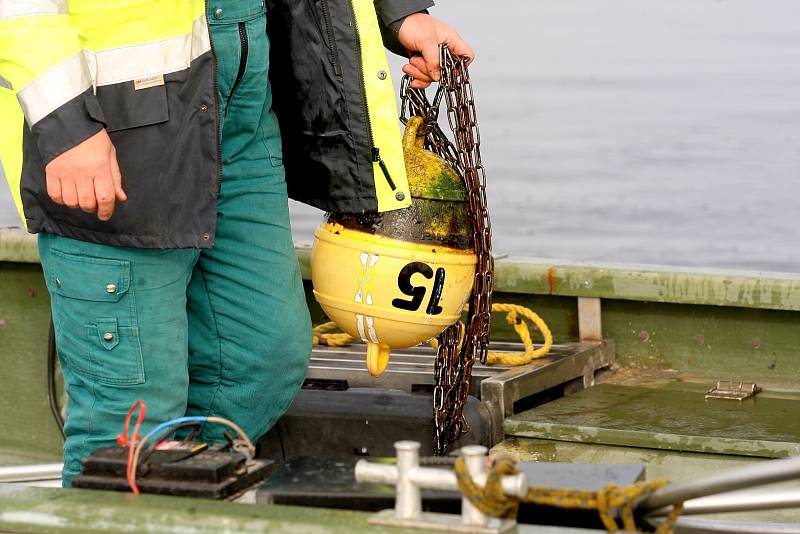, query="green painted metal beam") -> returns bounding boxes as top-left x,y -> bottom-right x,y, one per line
0,484 -> 598,534
299,247 -> 800,312
4,227 -> 799,312
492,257 -> 800,312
